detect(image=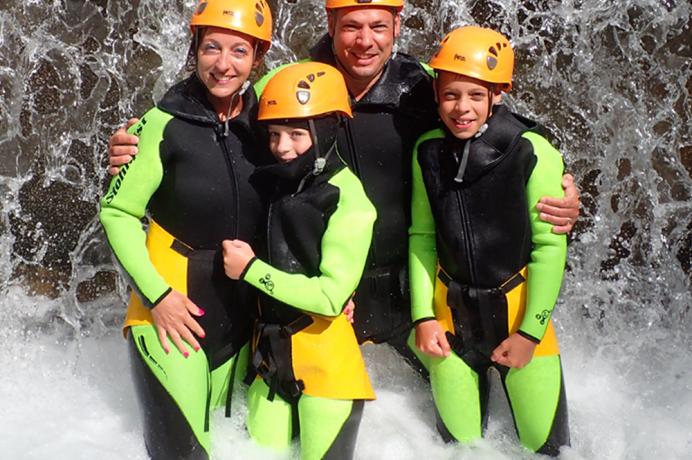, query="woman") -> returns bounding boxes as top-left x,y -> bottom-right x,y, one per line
99,1 -> 273,458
